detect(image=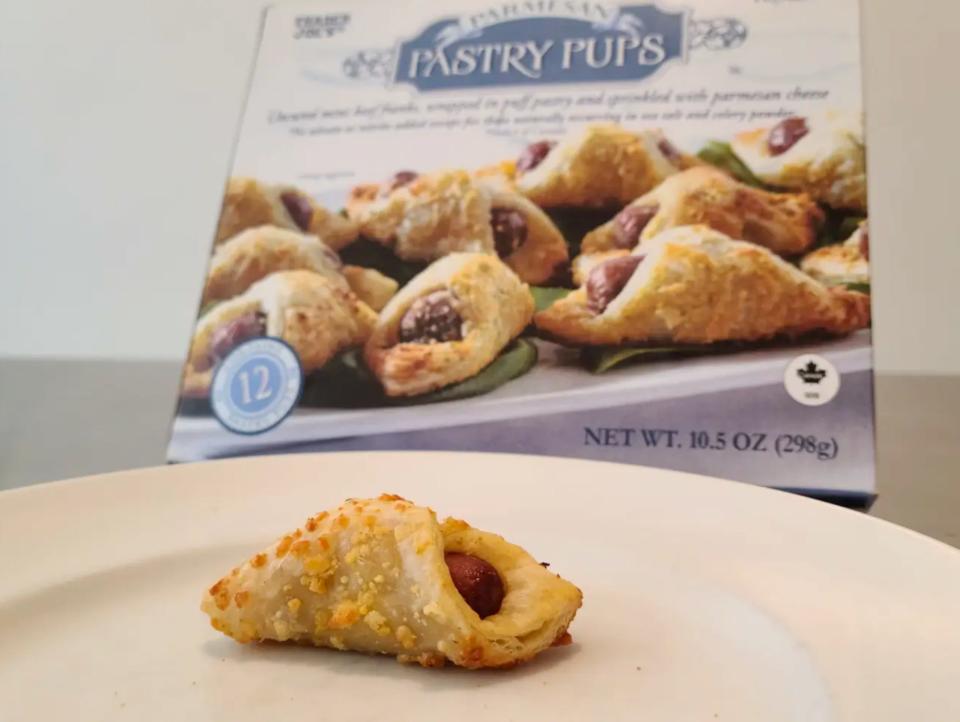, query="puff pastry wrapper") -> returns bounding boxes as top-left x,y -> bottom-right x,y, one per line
202,226 -> 344,305
731,112 -> 867,211
515,124 -> 698,208
202,495 -> 582,669
183,270 -> 376,396
216,176 -> 358,249
580,166 -> 822,258
347,169 -> 567,284
365,253 -> 534,397
801,222 -> 869,286
203,225 -> 397,310
536,226 -> 870,346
